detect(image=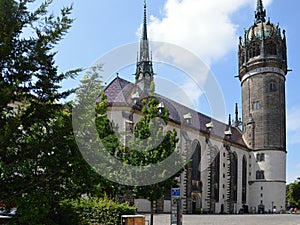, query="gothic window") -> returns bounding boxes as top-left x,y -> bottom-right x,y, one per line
210,149 -> 220,204
256,153 -> 265,162
229,152 -> 238,202
256,170 -> 265,179
192,141 -> 201,181
242,156 -> 247,203
252,101 -> 260,110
